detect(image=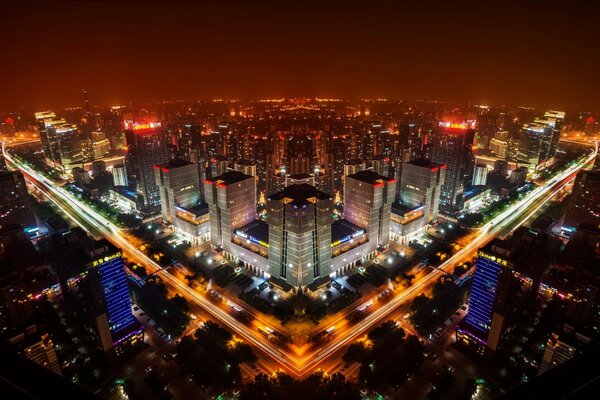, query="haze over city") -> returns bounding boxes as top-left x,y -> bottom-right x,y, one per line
2,0 -> 600,110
